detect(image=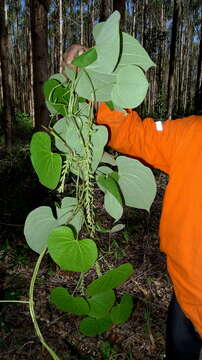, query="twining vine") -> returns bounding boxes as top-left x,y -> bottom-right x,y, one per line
1,11 -> 157,359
